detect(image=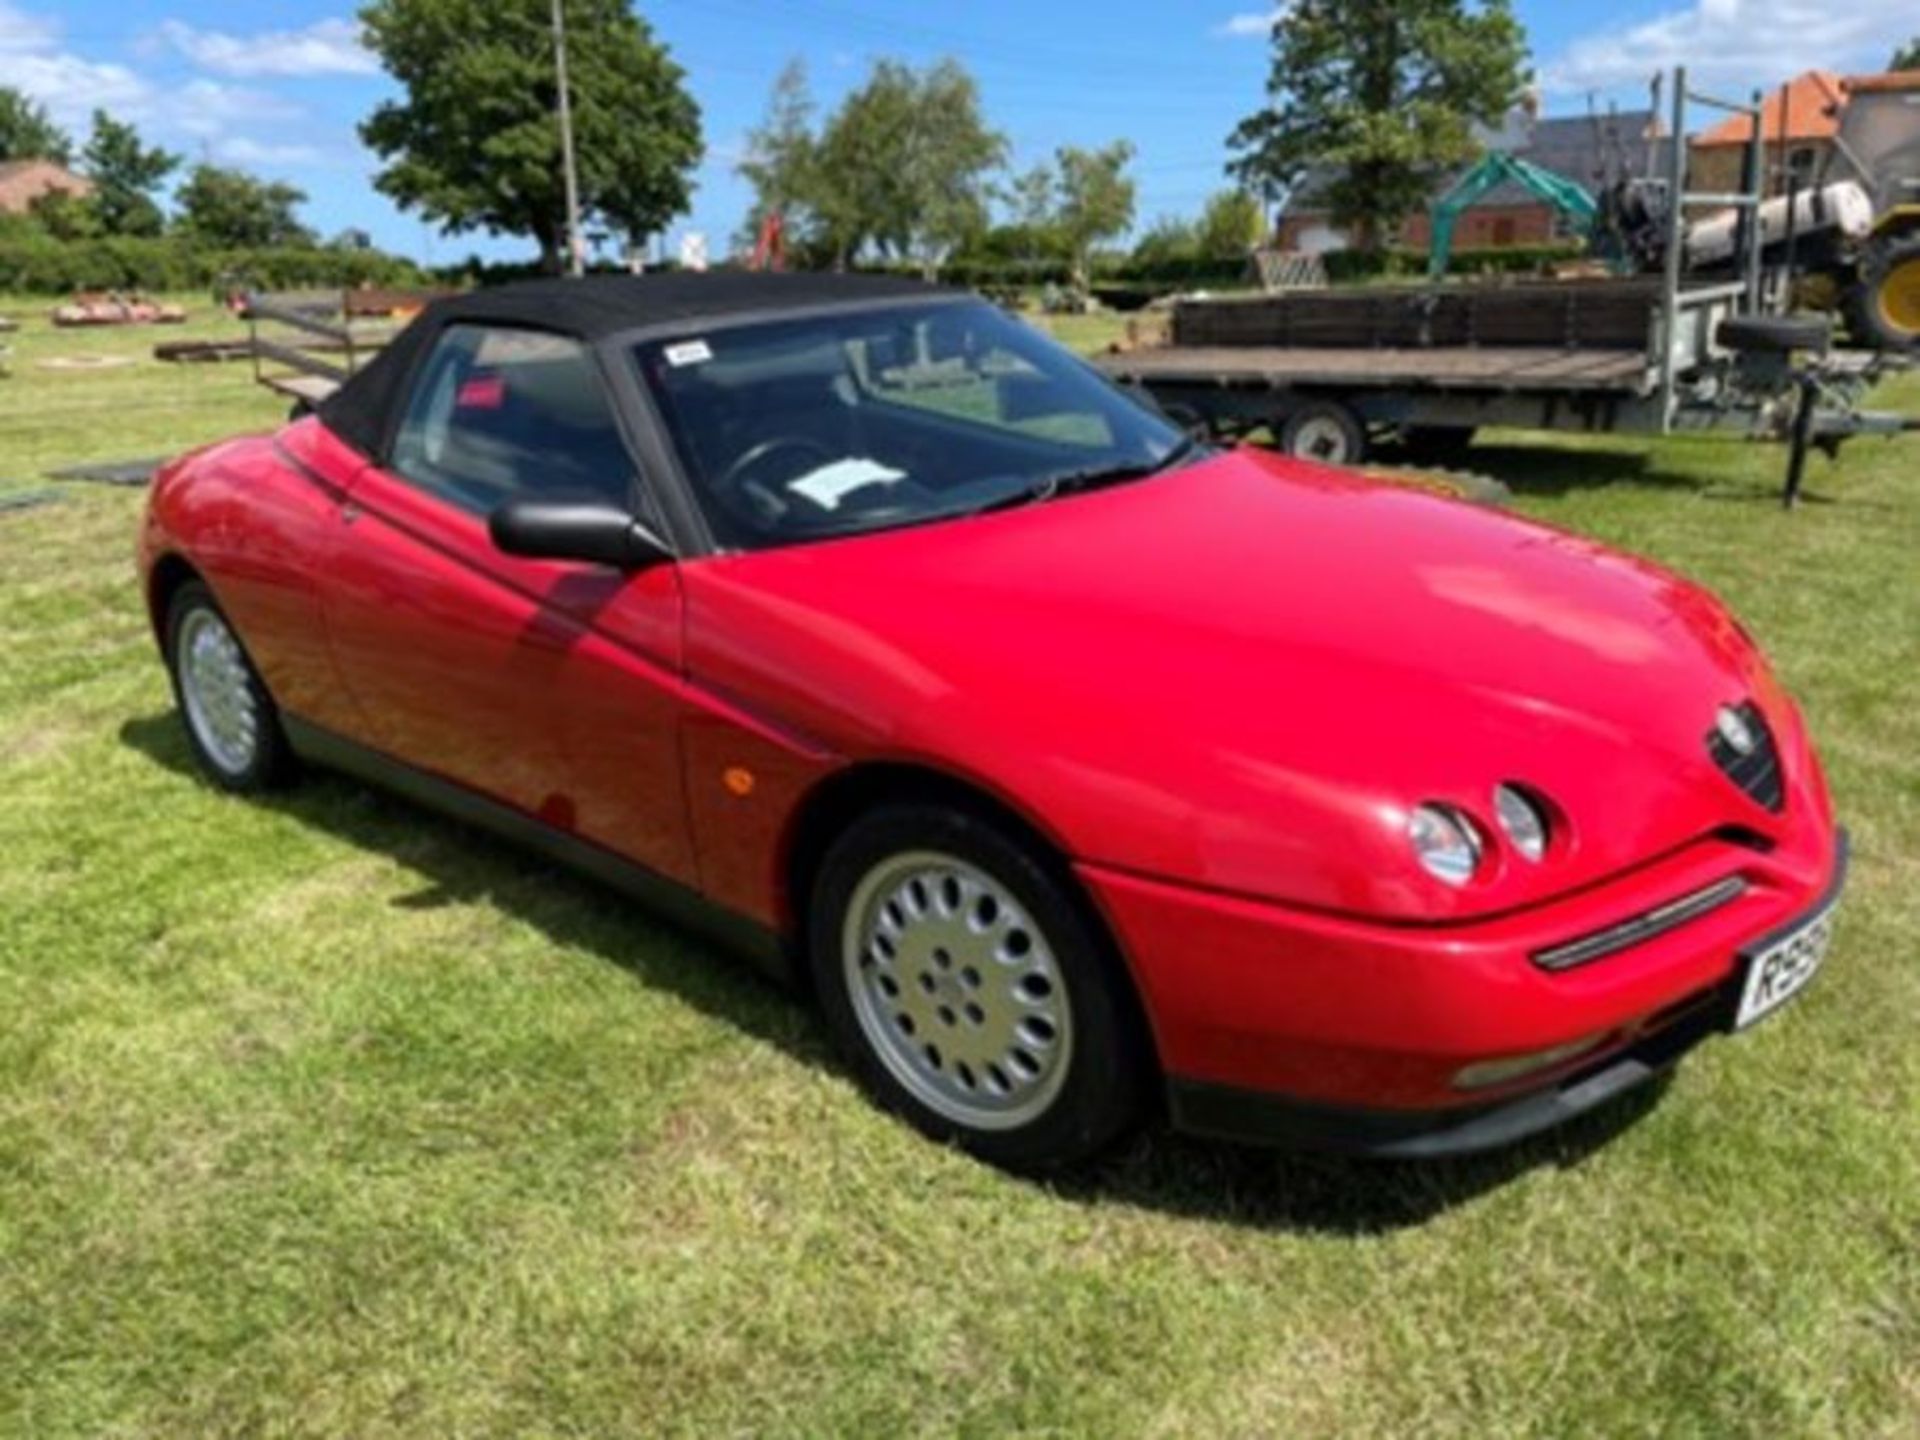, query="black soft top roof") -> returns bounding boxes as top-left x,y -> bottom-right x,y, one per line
319,271 -> 961,458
